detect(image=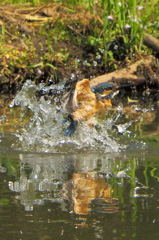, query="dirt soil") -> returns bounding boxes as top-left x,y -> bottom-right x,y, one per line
0,3 -> 159,98
0,4 -> 105,92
